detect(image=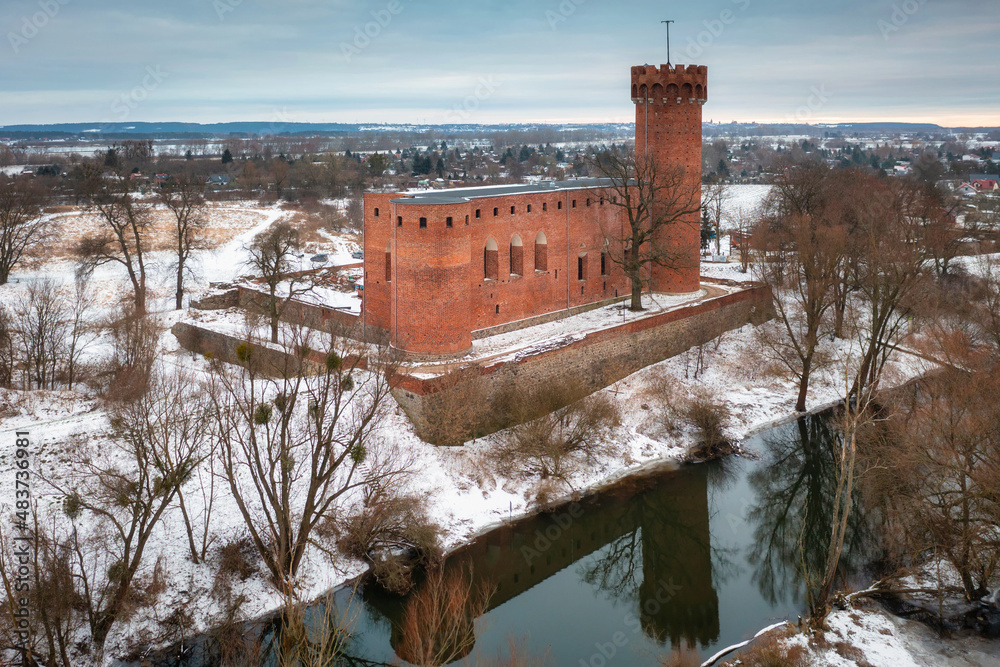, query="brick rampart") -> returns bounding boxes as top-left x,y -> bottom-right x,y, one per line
394,283 -> 772,442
